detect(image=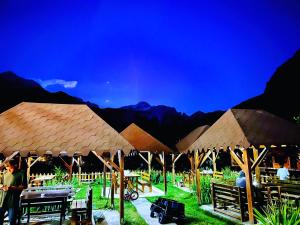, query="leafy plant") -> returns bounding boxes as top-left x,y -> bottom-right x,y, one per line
254,202 -> 300,225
